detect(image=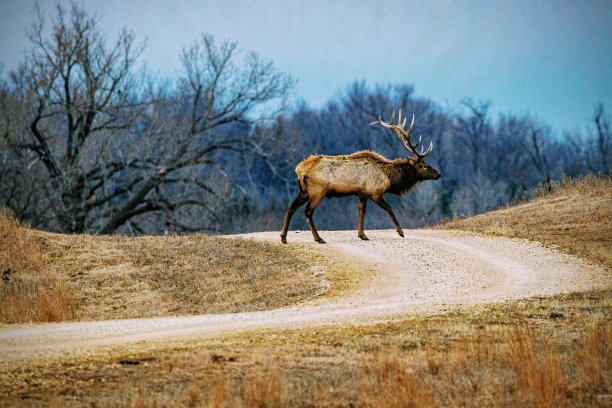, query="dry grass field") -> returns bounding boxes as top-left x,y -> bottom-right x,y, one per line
0,175 -> 610,407
440,174 -> 612,268
0,208 -> 76,323
1,290 -> 609,407
0,210 -> 365,323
